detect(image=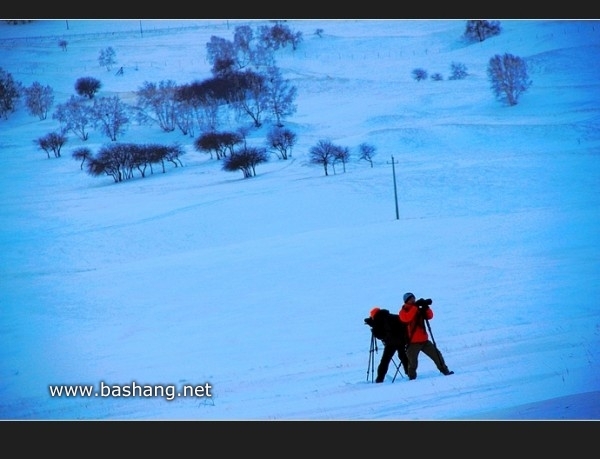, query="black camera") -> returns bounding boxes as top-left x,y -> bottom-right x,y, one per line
415,298 -> 432,307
